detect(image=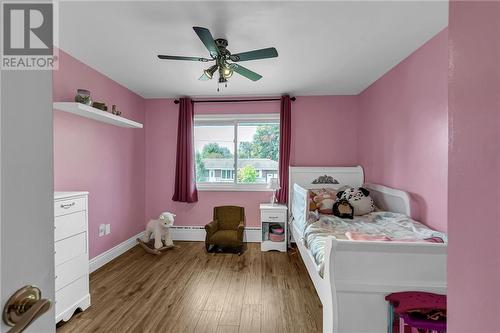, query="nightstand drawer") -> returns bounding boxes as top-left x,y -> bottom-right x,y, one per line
261,210 -> 286,222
